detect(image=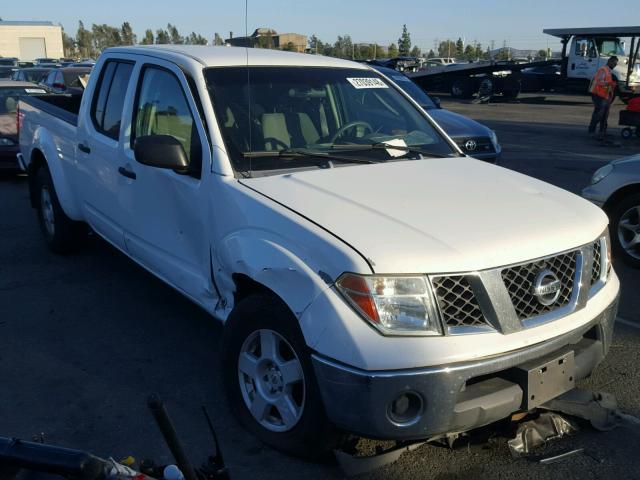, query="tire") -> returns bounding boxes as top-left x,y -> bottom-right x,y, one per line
34,167 -> 87,253
222,293 -> 343,459
621,128 -> 633,140
609,193 -> 640,268
450,78 -> 475,99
